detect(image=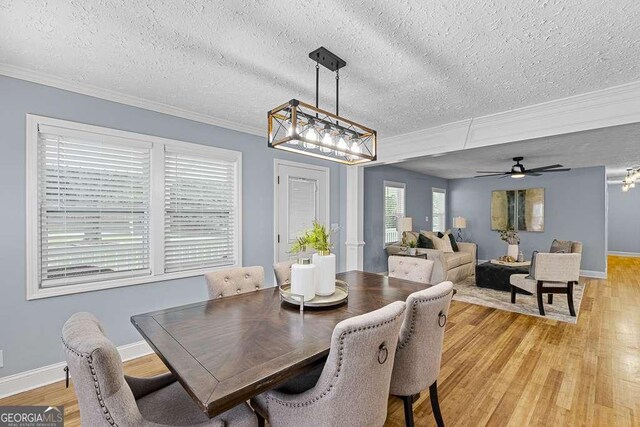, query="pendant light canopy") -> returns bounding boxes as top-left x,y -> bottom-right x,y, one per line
268,47 -> 377,165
